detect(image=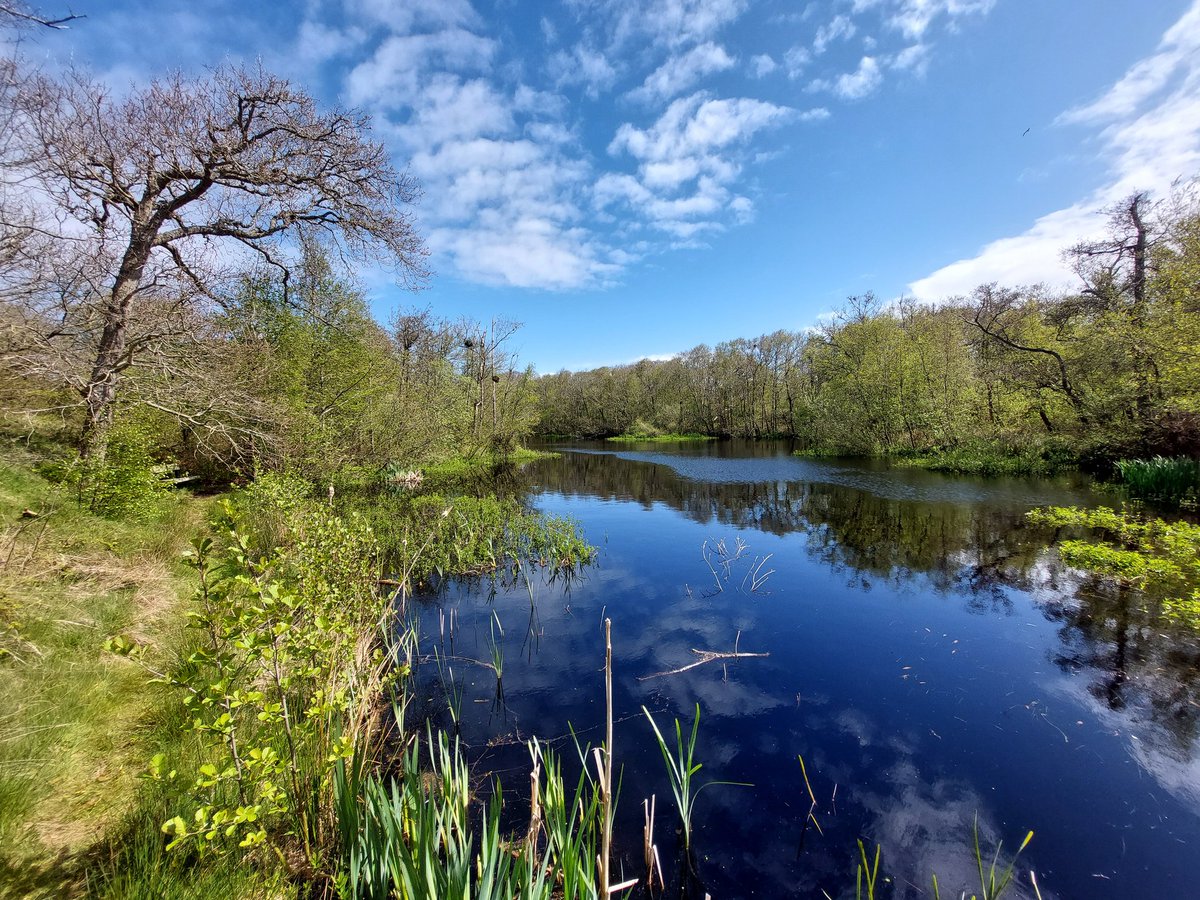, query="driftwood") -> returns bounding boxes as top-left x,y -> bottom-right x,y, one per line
638,648 -> 769,681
